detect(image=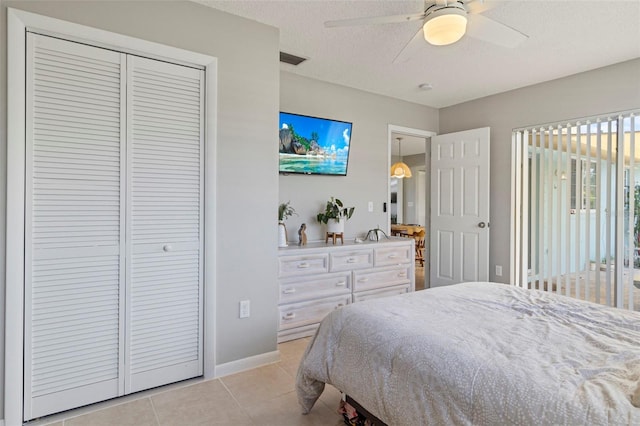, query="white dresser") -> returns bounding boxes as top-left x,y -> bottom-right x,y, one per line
277,238 -> 415,342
